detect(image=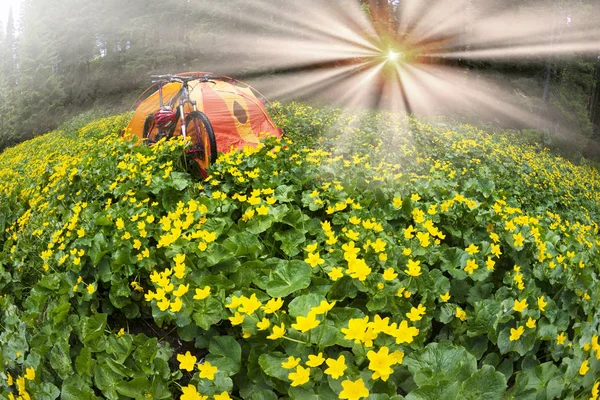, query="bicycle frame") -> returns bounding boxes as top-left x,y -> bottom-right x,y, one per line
154,76 -> 199,140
